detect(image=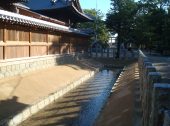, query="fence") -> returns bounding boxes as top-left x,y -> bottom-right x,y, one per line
138,50 -> 170,126
89,48 -> 137,59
